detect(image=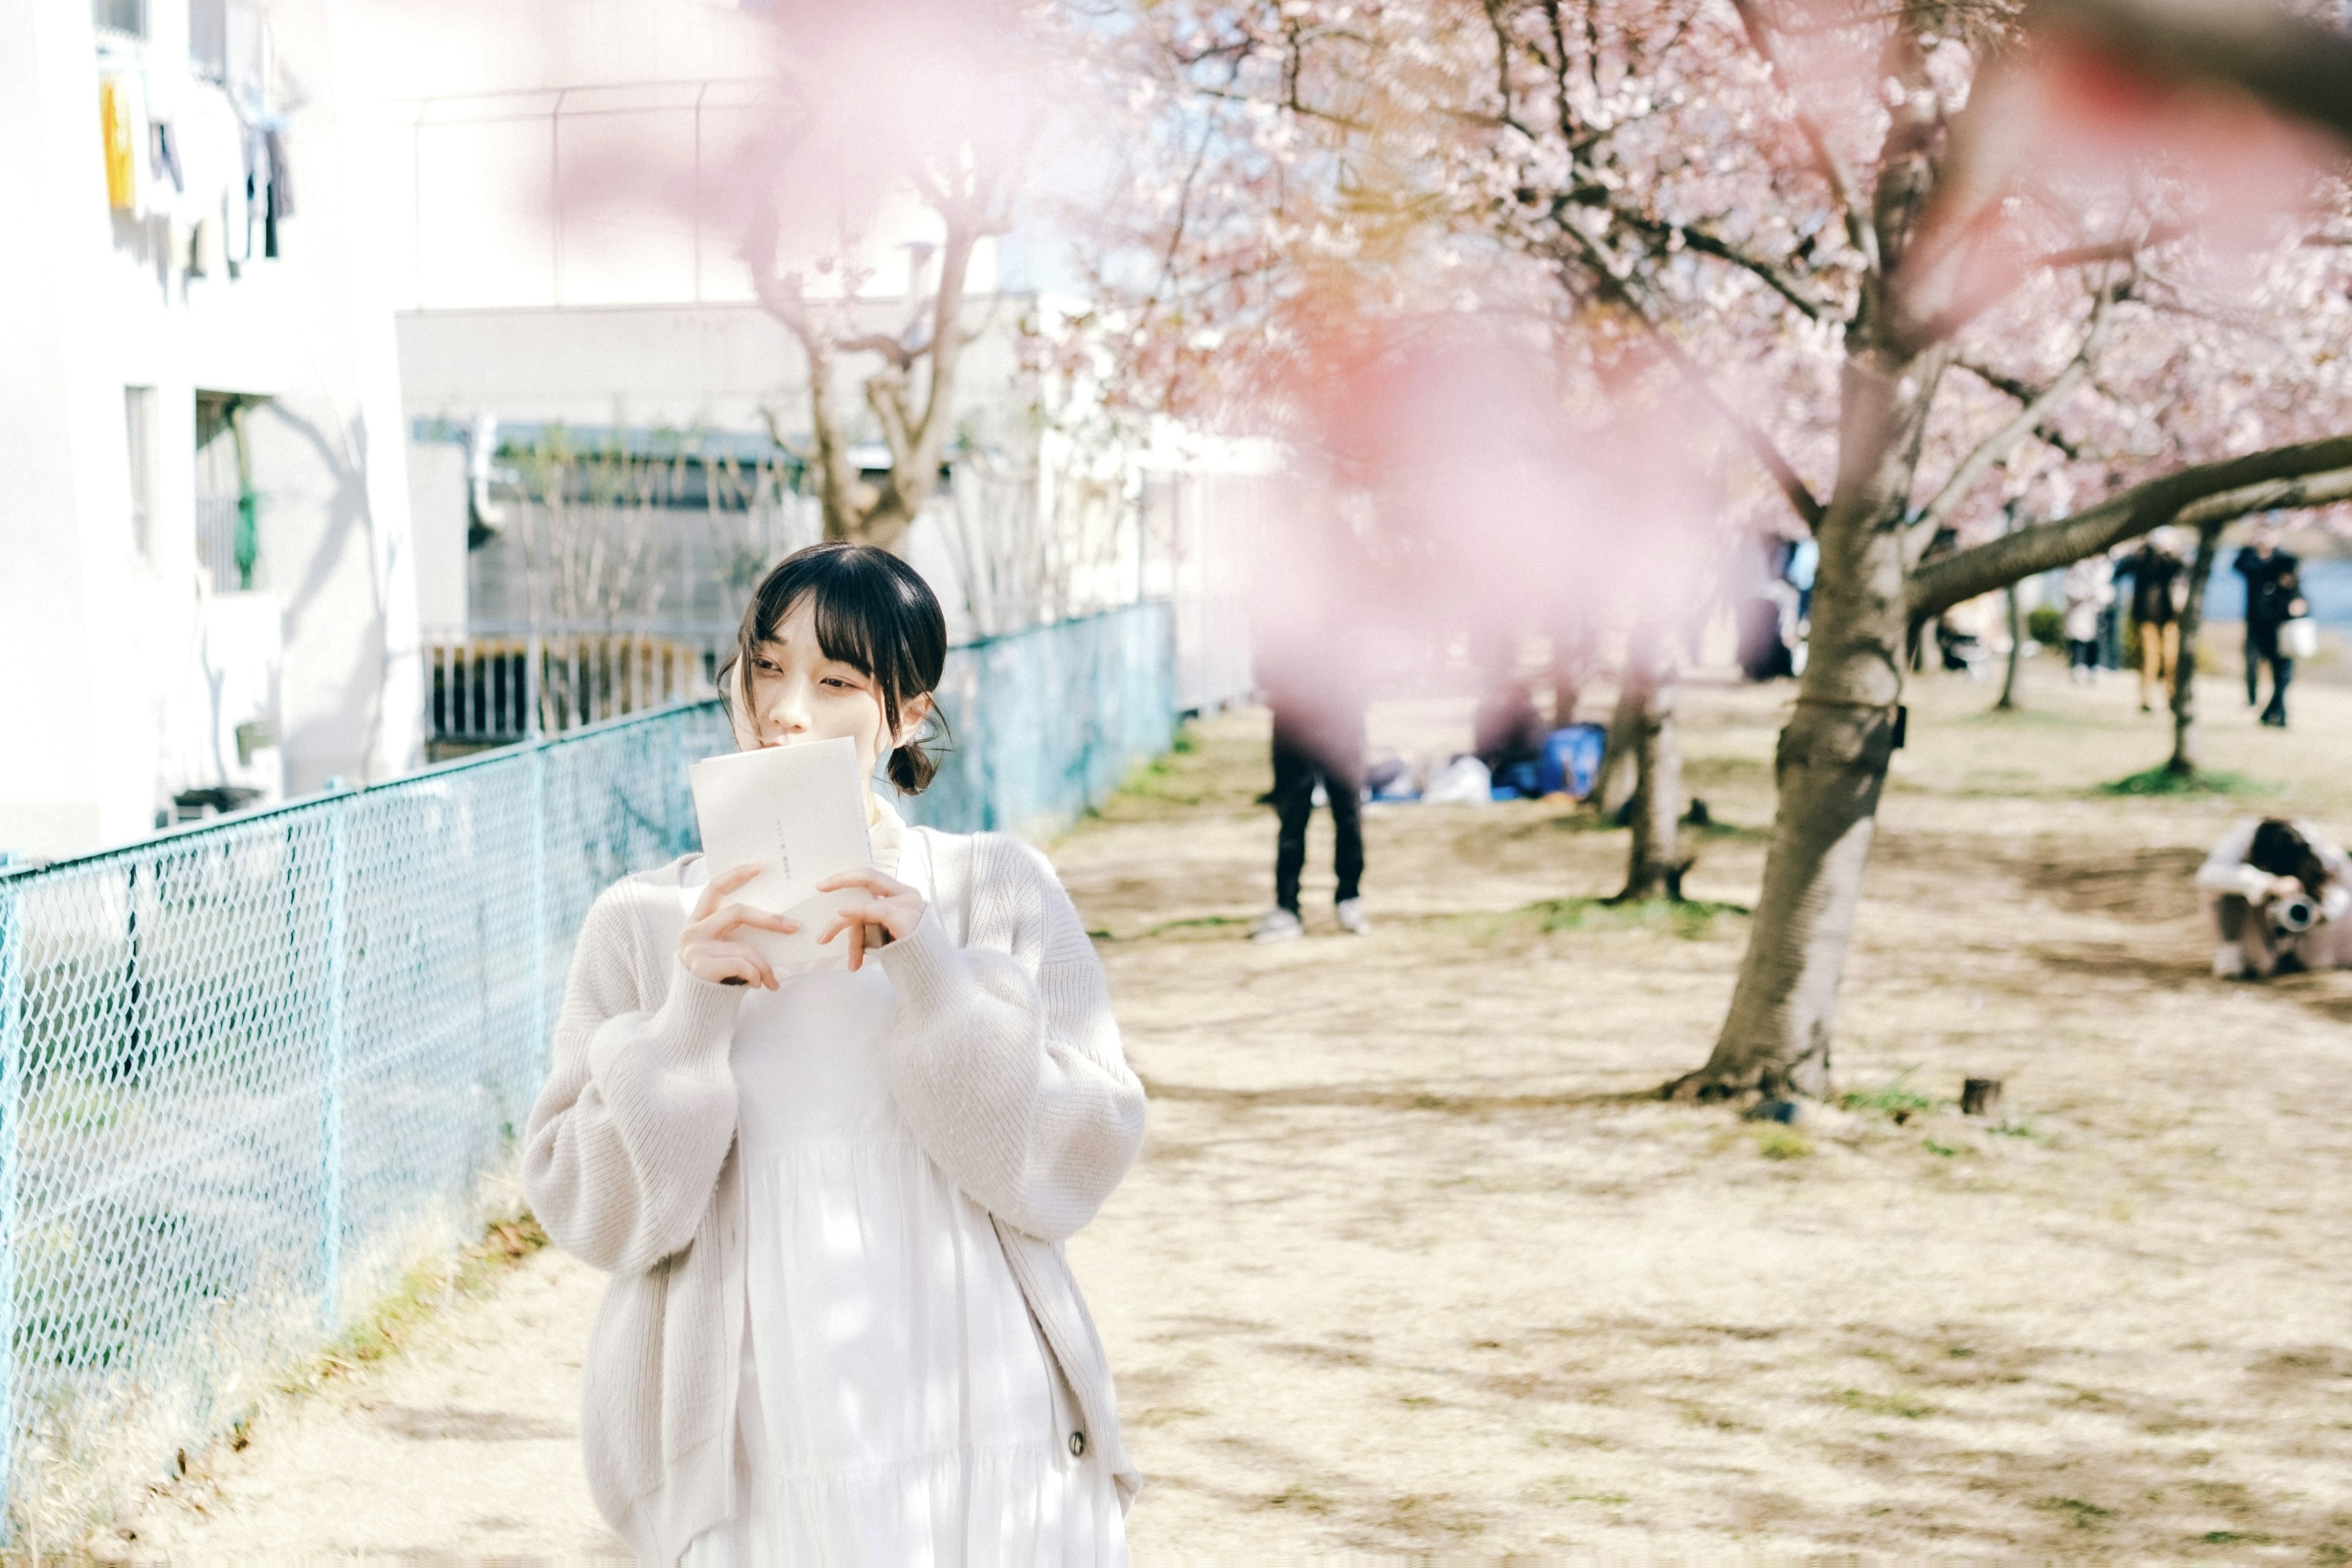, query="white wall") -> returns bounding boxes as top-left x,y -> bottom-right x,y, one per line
0,0 -> 420,860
